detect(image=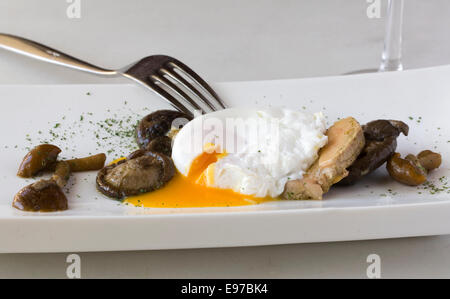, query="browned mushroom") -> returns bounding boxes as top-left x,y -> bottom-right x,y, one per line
136,110 -> 192,150
17,144 -> 61,178
363,119 -> 409,141
387,150 -> 442,186
96,149 -> 175,199
145,136 -> 172,156
387,153 -> 427,186
417,150 -> 442,171
13,179 -> 68,212
338,136 -> 398,185
13,161 -> 71,212
13,152 -> 107,212
338,119 -> 409,185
